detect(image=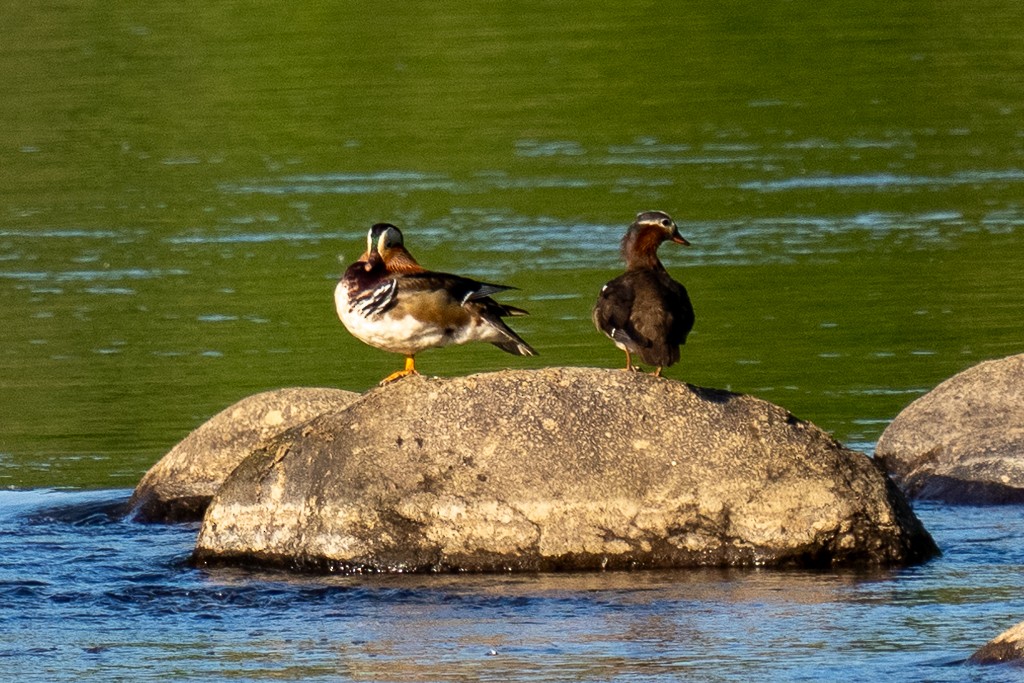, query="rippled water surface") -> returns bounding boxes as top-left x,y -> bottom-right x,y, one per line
3,1 -> 1024,680
2,491 -> 1024,682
